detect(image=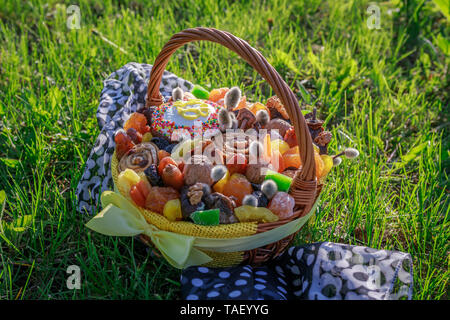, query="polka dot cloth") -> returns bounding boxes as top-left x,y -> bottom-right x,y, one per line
181,242 -> 413,300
